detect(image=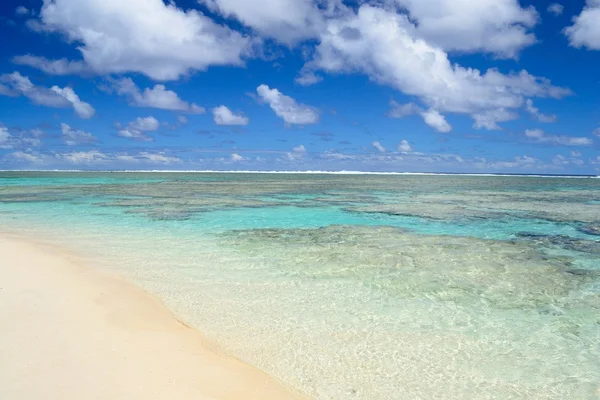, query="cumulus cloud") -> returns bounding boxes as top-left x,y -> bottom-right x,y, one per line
27,0 -> 251,80
594,128 -> 600,137
388,101 -> 453,132
198,0 -> 345,44
392,0 -> 539,58
112,78 -> 205,113
212,105 -> 249,125
565,0 -> 600,50
372,141 -> 386,152
547,3 -> 564,16
0,72 -> 95,119
0,126 -> 46,149
118,116 -> 160,141
421,109 -> 452,133
231,153 -> 245,161
525,99 -> 557,123
300,5 -> 569,130
292,144 -> 307,153
256,84 -> 319,125
200,0 -> 537,58
285,144 -> 308,161
61,123 -> 96,146
525,129 -> 593,146
397,140 -> 413,153
13,55 -> 89,76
